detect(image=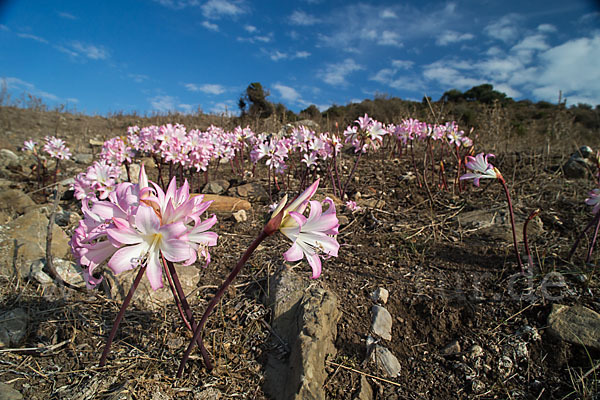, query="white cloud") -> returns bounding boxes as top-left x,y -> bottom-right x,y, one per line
370,61 -> 422,92
380,9 -> 397,19
185,83 -> 225,95
58,11 -> 77,20
273,83 -> 301,103
129,73 -> 149,83
537,24 -> 556,33
318,3 -> 459,51
266,49 -> 311,62
151,95 -> 194,113
4,77 -> 60,102
0,24 -> 9,31
391,60 -> 414,69
244,25 -> 256,33
484,13 -> 523,43
318,58 -> 364,86
270,50 -> 287,61
16,33 -> 48,44
510,34 -> 549,62
209,101 -> 236,115
436,30 -> 474,46
423,62 -> 484,89
201,21 -> 219,31
70,41 -> 109,60
150,95 -> 177,112
378,31 -> 402,47
238,33 -> 273,43
294,50 -> 310,58
533,33 -> 600,105
290,10 -> 320,26
201,0 -> 246,19
178,103 -> 193,113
